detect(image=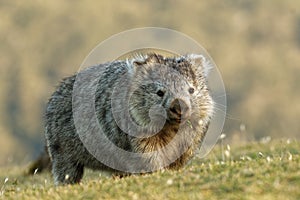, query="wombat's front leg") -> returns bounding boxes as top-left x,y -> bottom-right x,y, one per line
51,156 -> 84,185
